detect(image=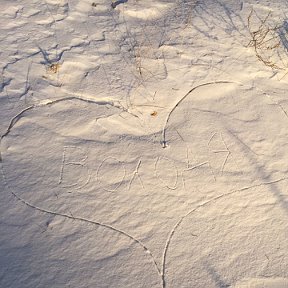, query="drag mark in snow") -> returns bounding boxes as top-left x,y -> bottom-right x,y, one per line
155,156 -> 178,190
161,176 -> 288,287
0,97 -> 163,287
0,163 -> 162,284
59,146 -> 91,189
0,95 -> 125,140
3,85 -> 288,288
161,81 -> 239,148
208,132 -> 231,176
97,156 -> 126,192
128,159 -> 145,190
183,161 -> 209,171
1,106 -> 35,139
